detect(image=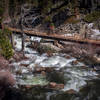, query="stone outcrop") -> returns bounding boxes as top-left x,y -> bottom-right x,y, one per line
0,55 -> 10,70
